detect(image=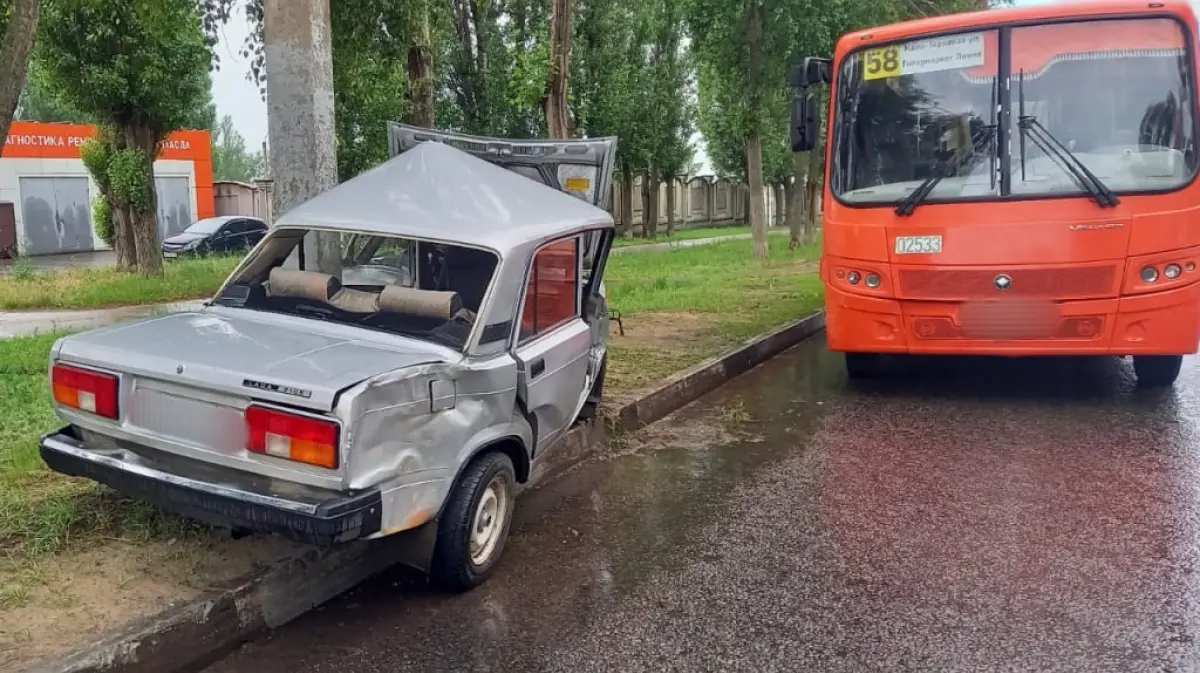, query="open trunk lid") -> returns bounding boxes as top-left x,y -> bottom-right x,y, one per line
387,123 -> 618,265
